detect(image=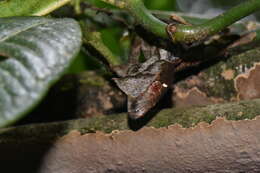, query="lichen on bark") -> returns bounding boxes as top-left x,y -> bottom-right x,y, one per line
174,45 -> 260,103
